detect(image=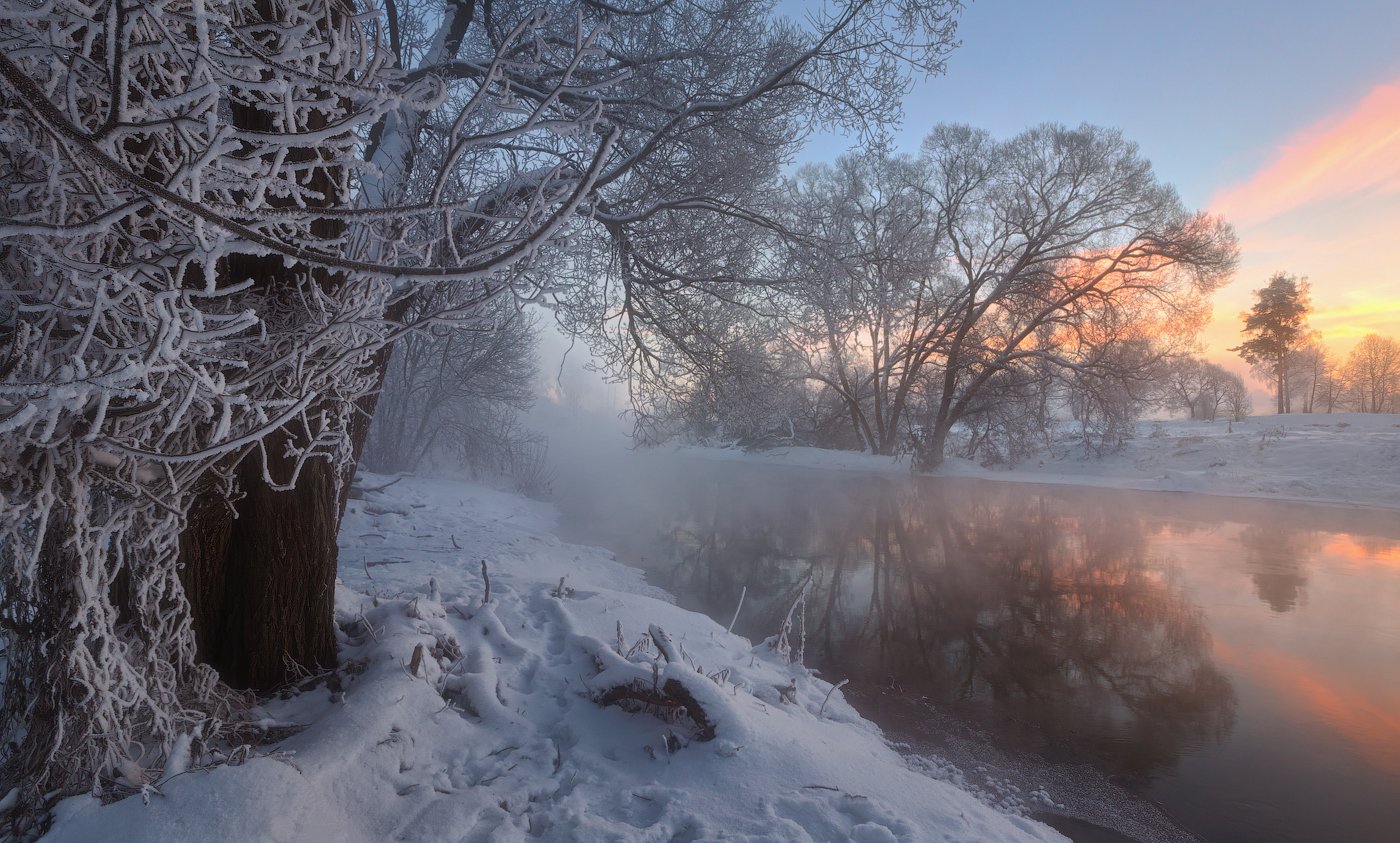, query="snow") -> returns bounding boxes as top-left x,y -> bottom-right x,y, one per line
42,476 -> 1064,842
677,413 -> 1400,511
